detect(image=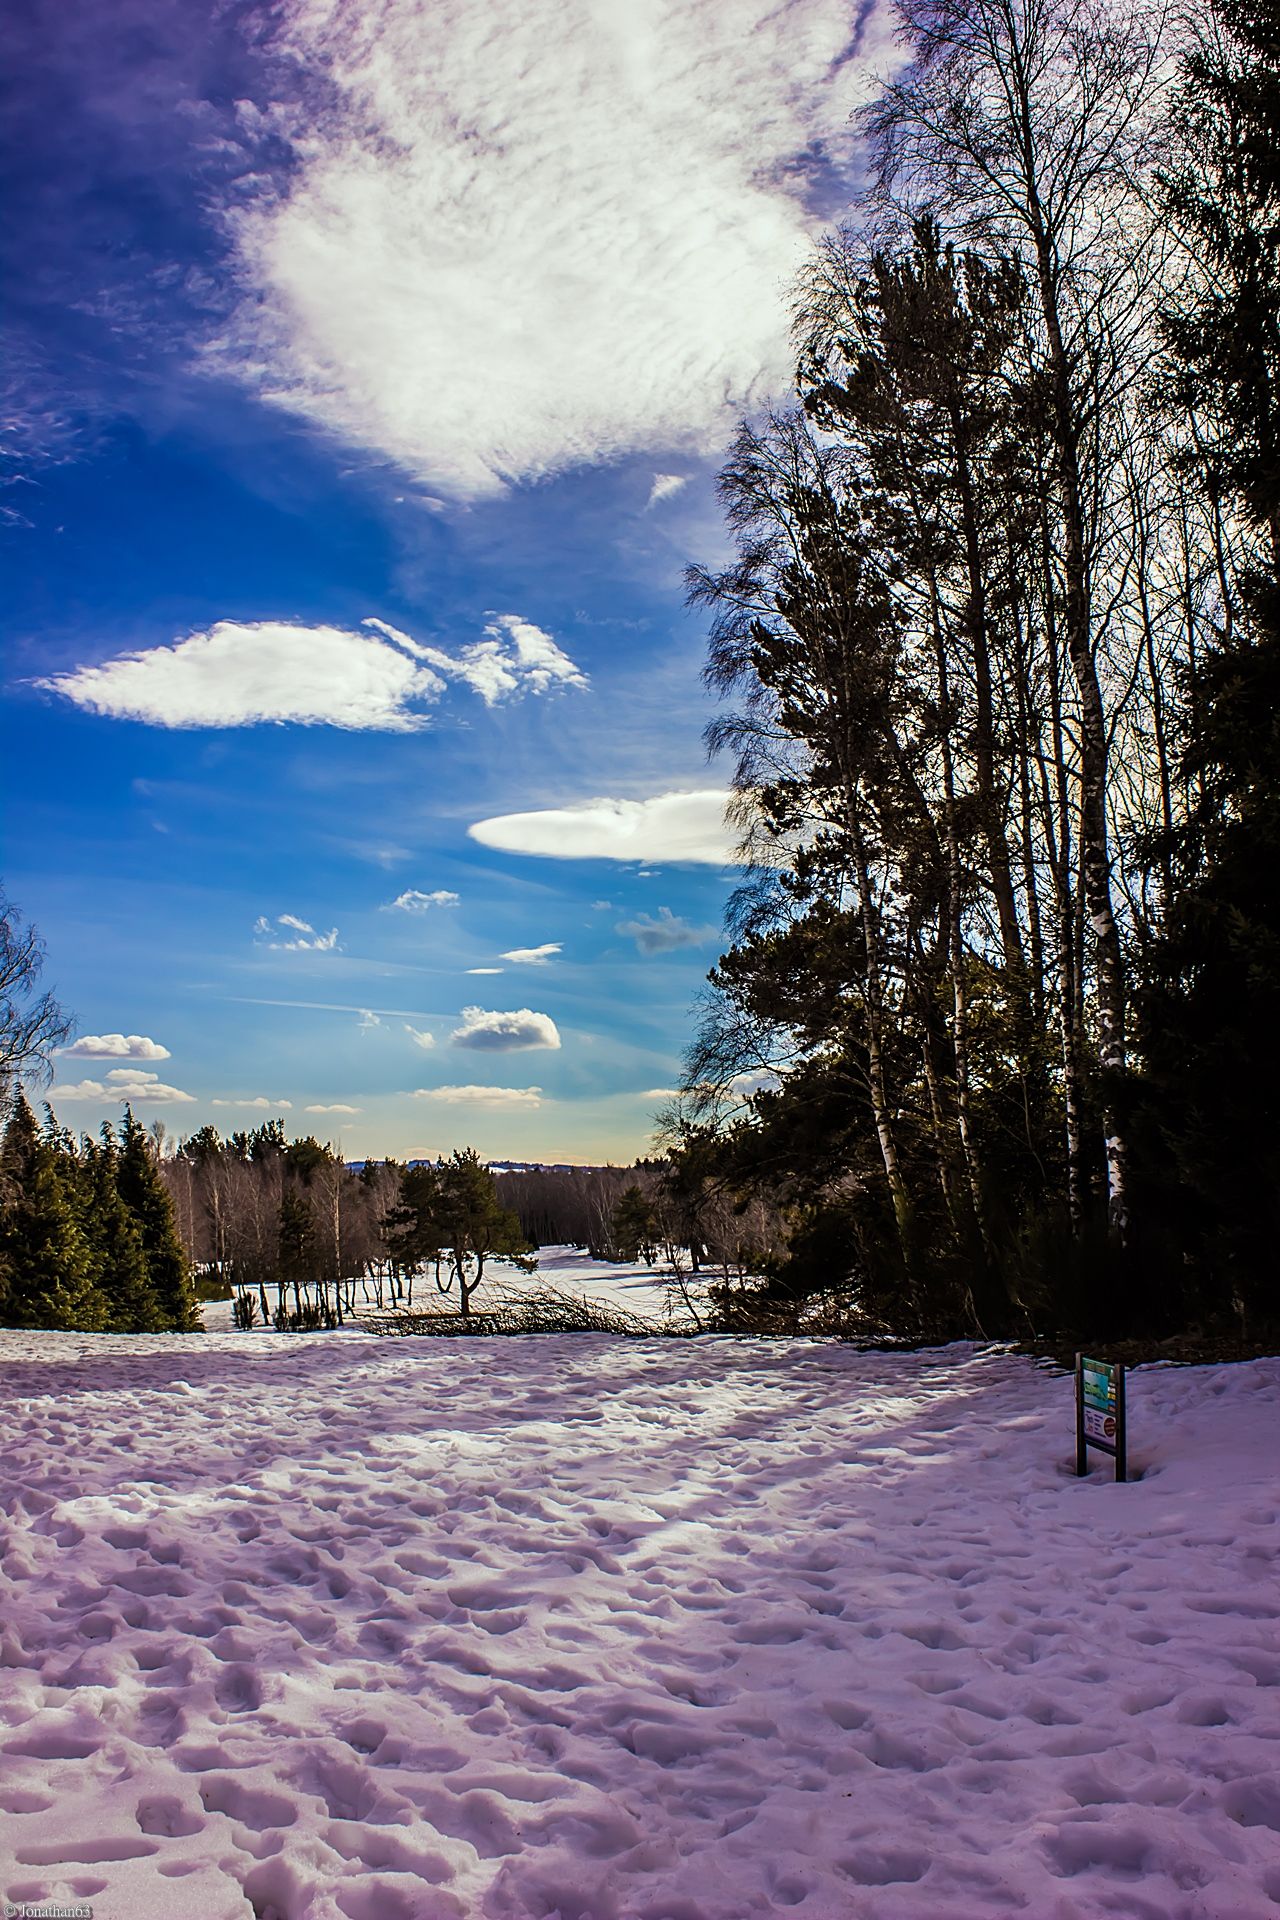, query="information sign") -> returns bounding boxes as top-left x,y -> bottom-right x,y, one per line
1075,1353 -> 1126,1482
